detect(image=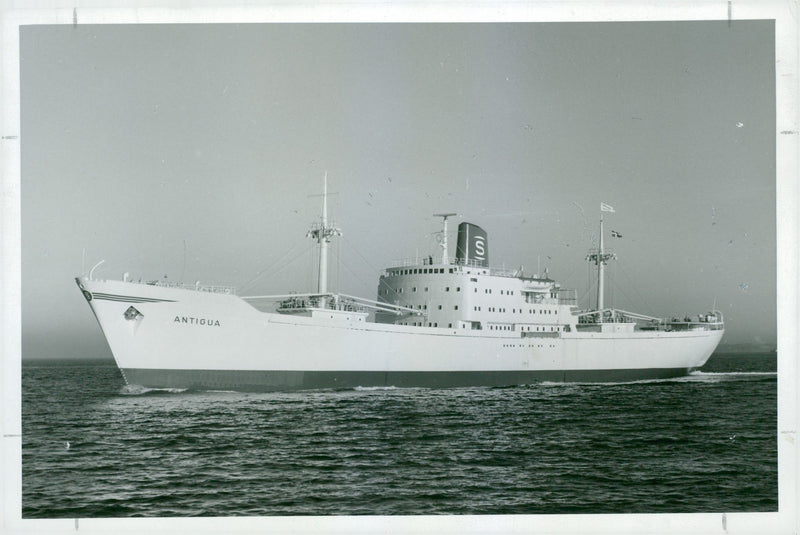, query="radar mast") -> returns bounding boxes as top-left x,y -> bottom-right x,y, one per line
433,213 -> 457,265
